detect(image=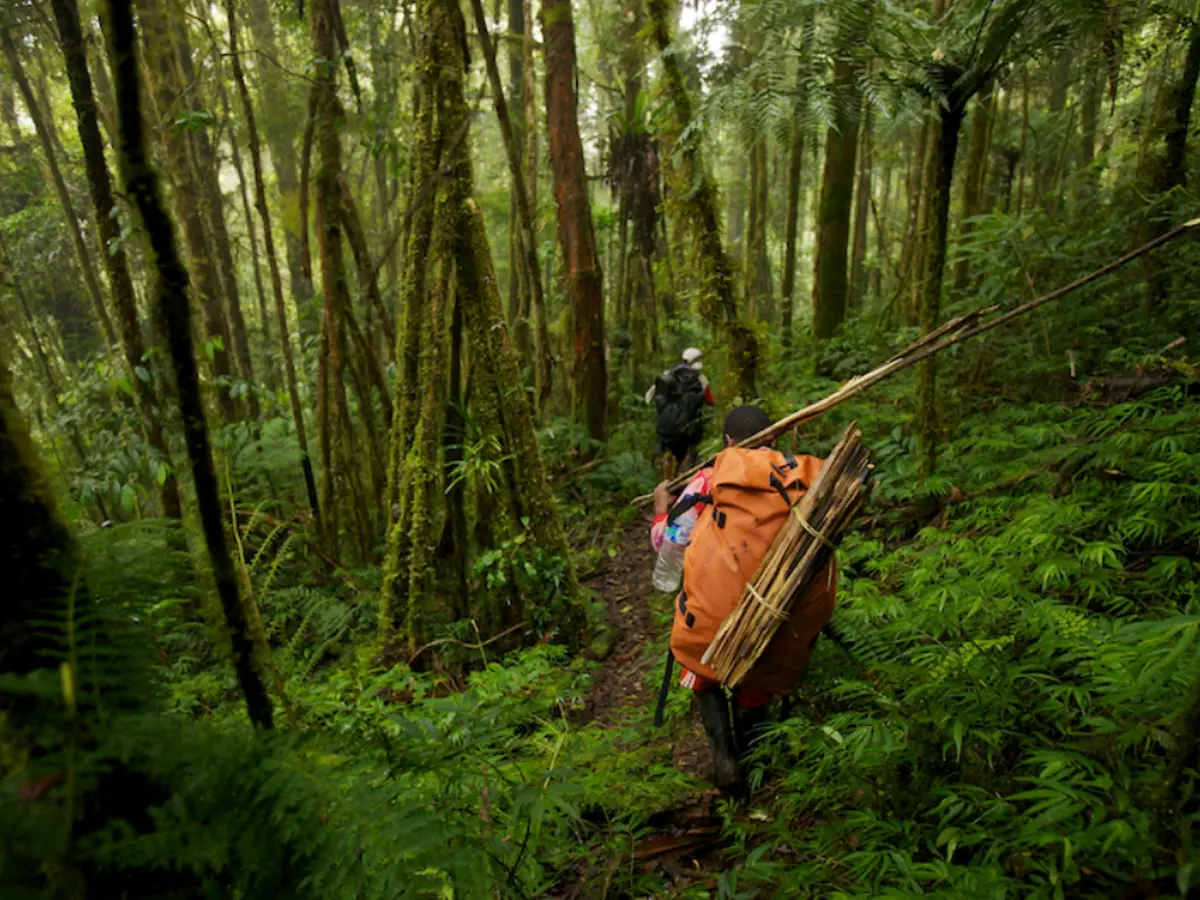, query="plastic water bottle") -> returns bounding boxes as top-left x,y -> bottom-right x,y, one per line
652,538 -> 686,592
